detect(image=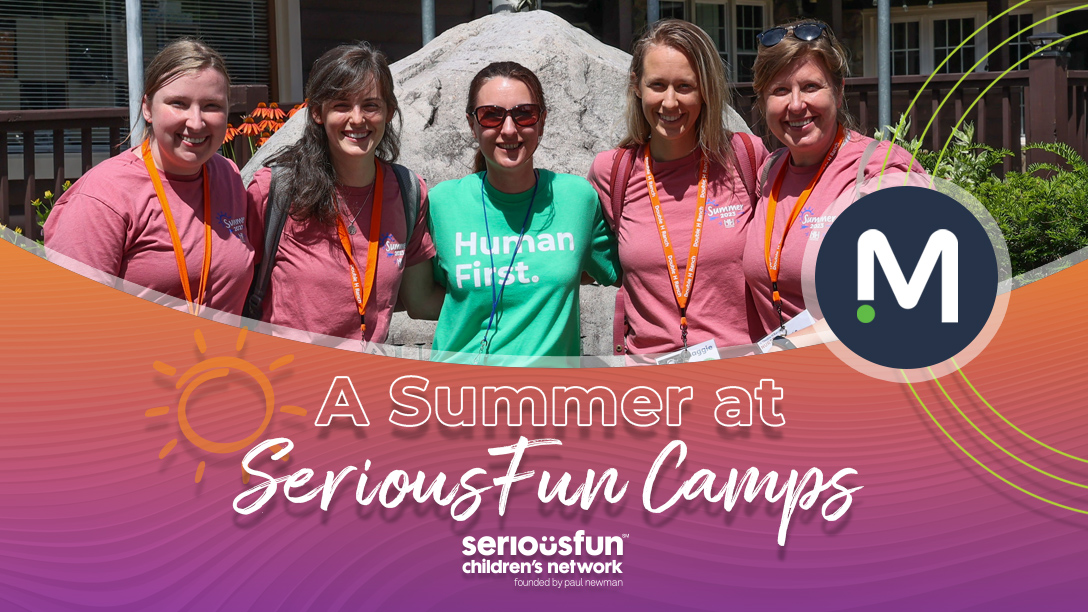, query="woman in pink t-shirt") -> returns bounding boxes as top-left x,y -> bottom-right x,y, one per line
246,42 -> 441,345
743,20 -> 925,343
588,19 -> 768,361
45,39 -> 253,315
